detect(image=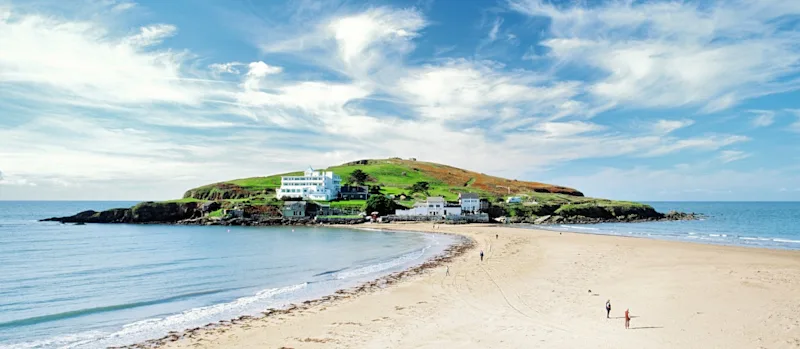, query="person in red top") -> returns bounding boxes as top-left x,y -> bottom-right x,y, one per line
625,309 -> 631,329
